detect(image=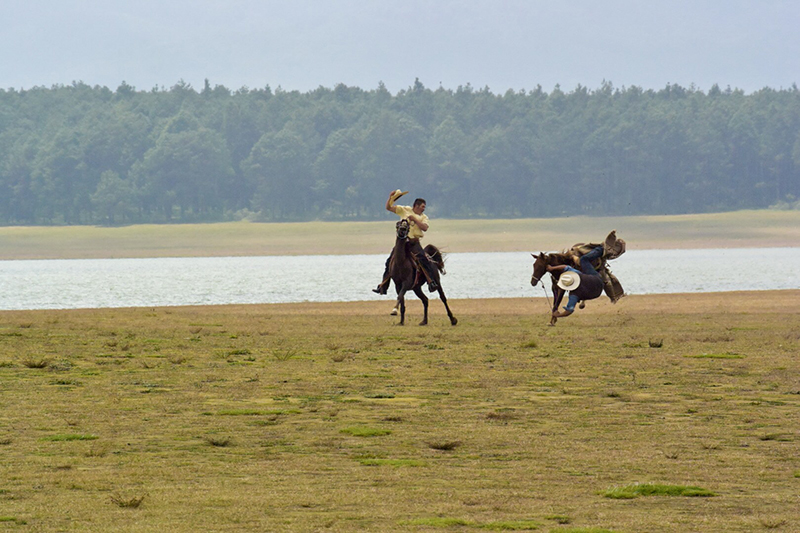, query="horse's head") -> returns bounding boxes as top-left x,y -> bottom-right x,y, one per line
396,218 -> 410,240
531,252 -> 548,287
